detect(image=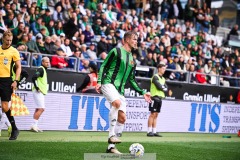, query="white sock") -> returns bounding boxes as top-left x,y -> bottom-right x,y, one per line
153,128 -> 157,133
115,121 -> 124,134
2,113 -> 11,127
109,107 -> 118,138
33,119 -> 38,127
108,144 -> 115,150
148,127 -> 152,133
